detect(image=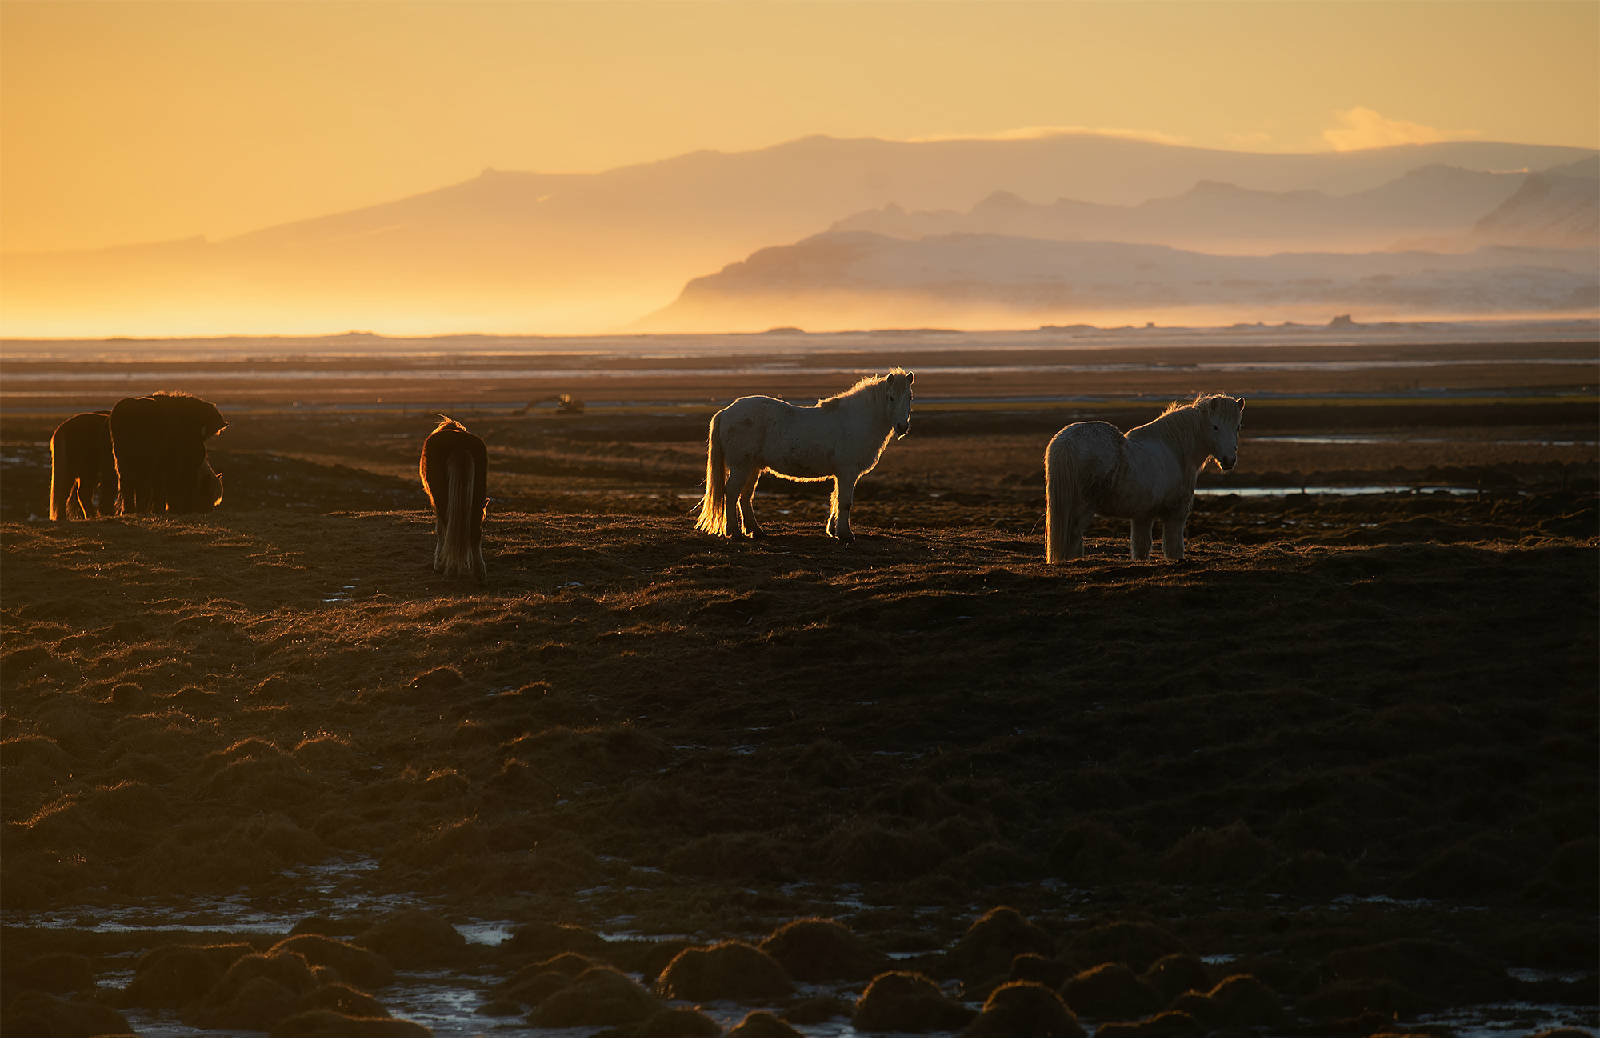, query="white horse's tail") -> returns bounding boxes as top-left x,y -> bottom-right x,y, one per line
694,410 -> 728,535
1044,437 -> 1074,564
